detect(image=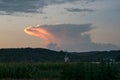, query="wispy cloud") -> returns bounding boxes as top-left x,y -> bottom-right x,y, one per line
65,8 -> 94,12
